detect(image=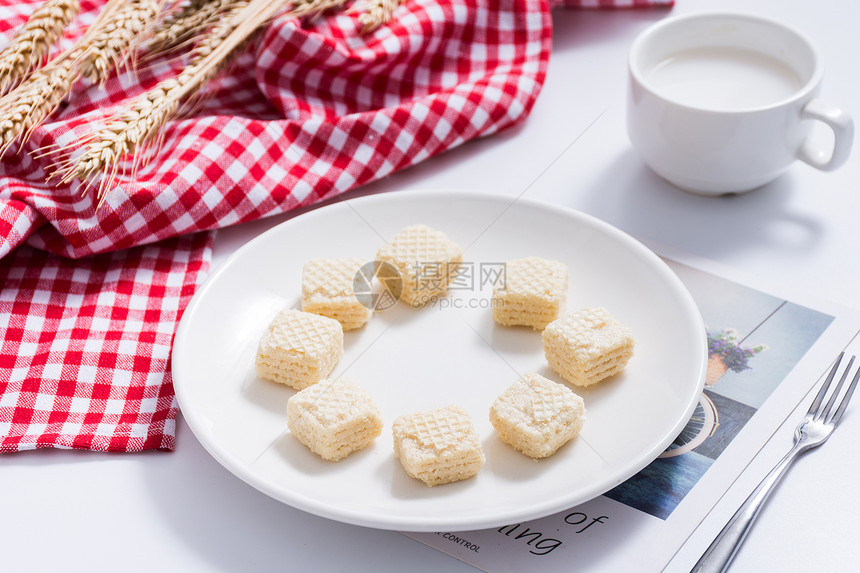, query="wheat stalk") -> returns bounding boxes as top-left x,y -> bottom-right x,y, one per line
291,0 -> 349,18
57,0 -> 288,202
290,0 -> 405,32
186,0 -> 250,64
176,0 -> 250,117
145,0 -> 231,54
55,77 -> 183,197
0,54 -> 77,154
49,0 -> 407,203
56,0 -> 249,187
356,0 -> 404,32
76,0 -> 164,85
0,0 -> 80,93
0,0 -> 159,153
